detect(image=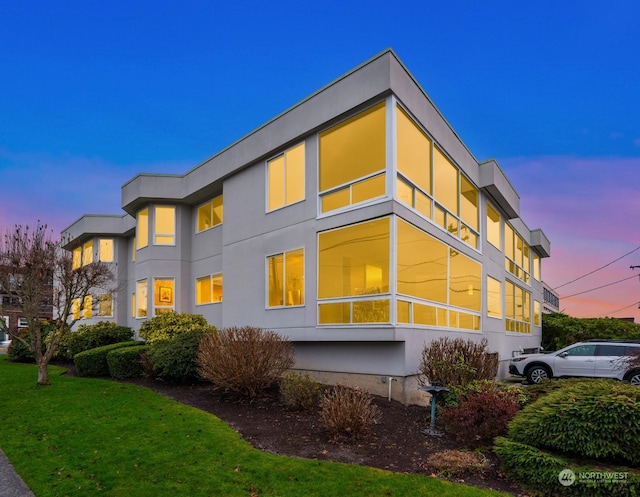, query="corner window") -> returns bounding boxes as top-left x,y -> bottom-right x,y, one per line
319,102 -> 386,213
267,249 -> 304,307
197,195 -> 223,233
486,203 -> 501,250
137,208 -> 149,249
268,143 -> 305,211
99,239 -> 113,262
153,278 -> 174,315
196,274 -> 223,304
154,206 -> 175,245
136,279 -> 148,318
